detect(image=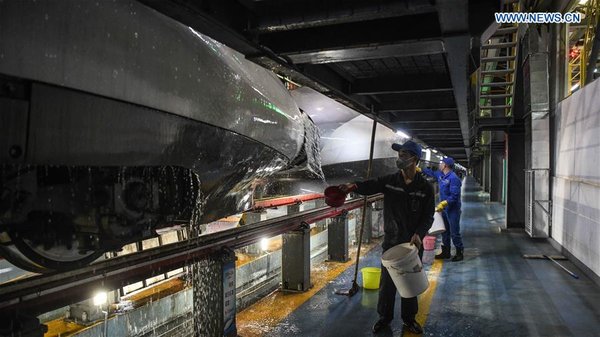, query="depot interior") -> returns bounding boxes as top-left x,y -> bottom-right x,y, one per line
1,0 -> 600,336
